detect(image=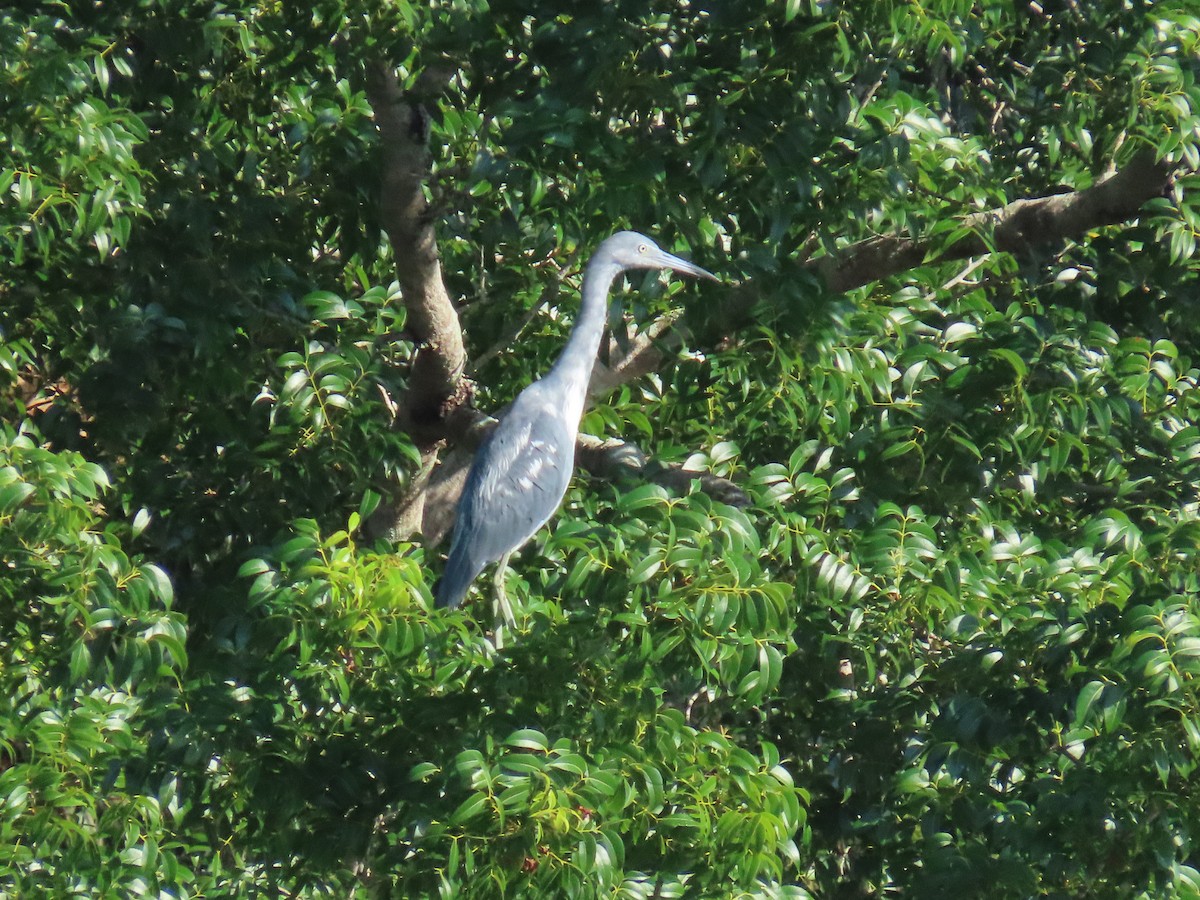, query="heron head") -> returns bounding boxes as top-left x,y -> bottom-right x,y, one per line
604,230 -> 718,281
